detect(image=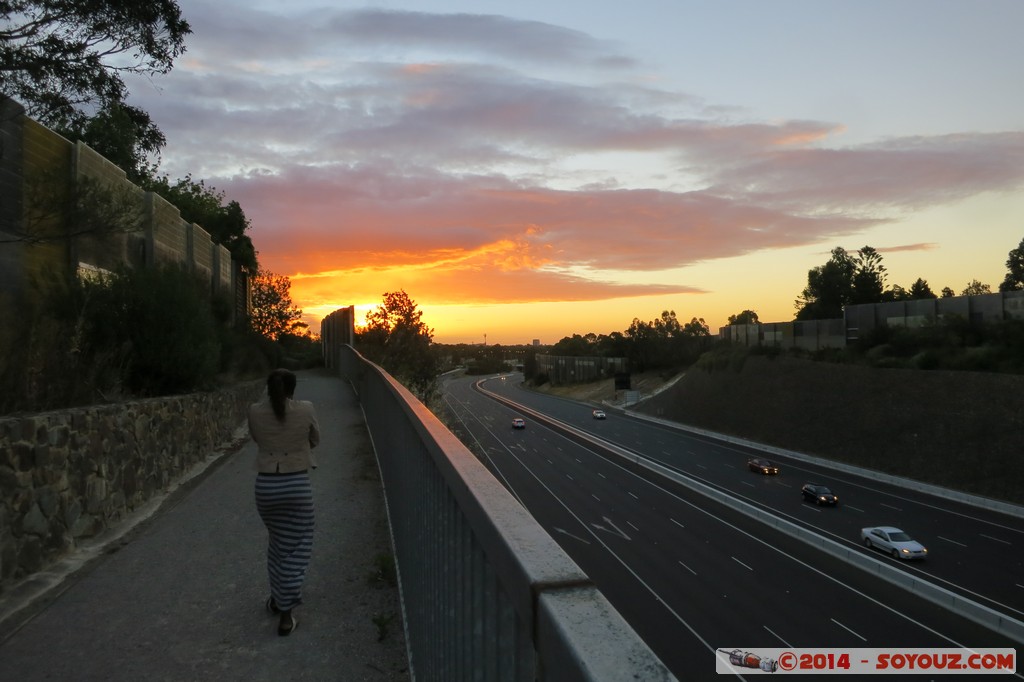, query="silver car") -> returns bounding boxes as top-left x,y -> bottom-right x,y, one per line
861,526 -> 928,560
